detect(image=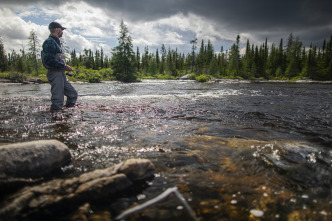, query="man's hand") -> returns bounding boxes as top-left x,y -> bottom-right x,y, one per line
65,65 -> 73,71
